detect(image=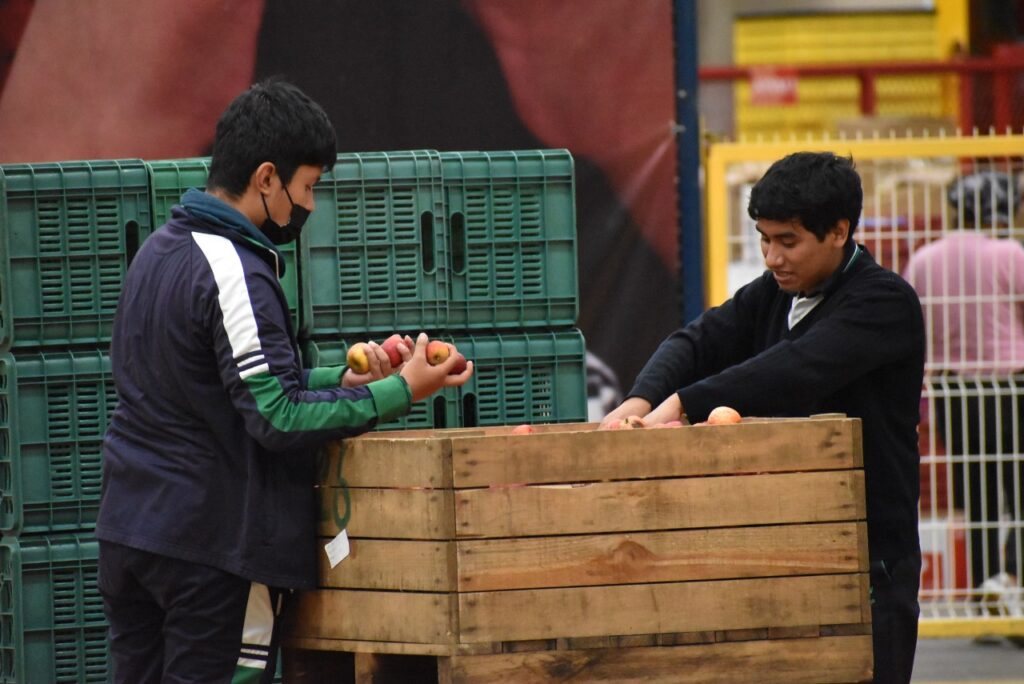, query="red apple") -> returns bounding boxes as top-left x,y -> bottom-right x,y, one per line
346,342 -> 371,374
707,406 -> 742,425
425,340 -> 450,365
446,344 -> 468,374
511,424 -> 534,435
380,334 -> 404,367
